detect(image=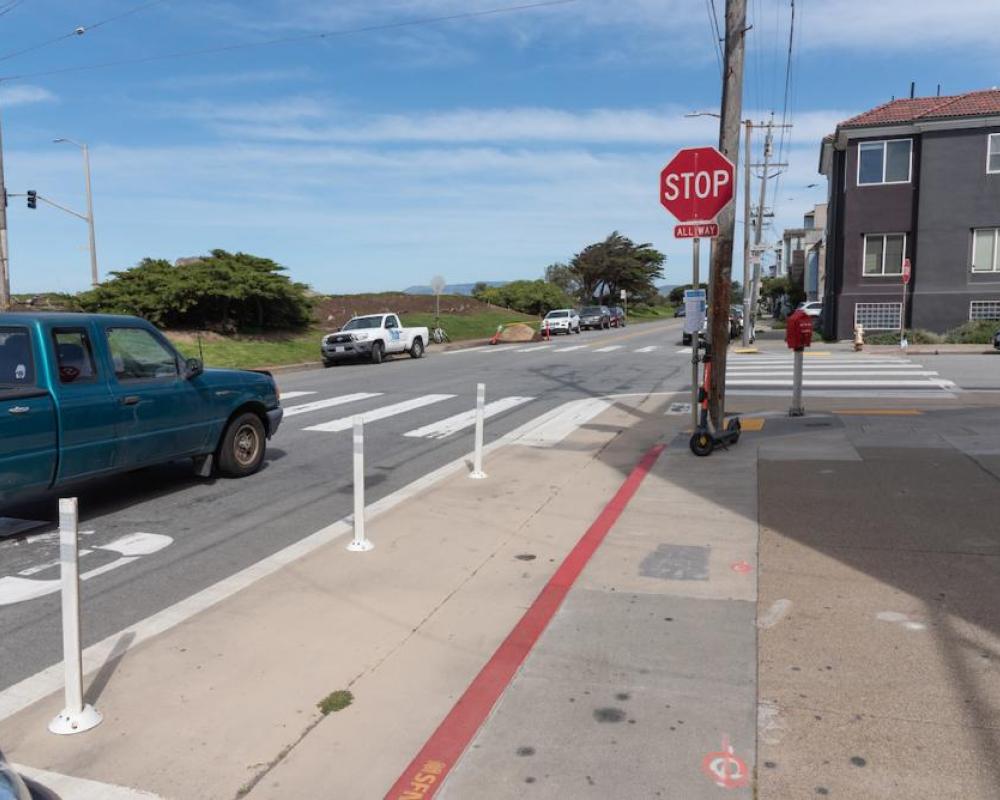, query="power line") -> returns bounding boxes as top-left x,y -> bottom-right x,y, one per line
771,0 -> 797,230
704,0 -> 724,76
0,0 -> 578,82
0,0 -> 167,64
0,0 -> 26,18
